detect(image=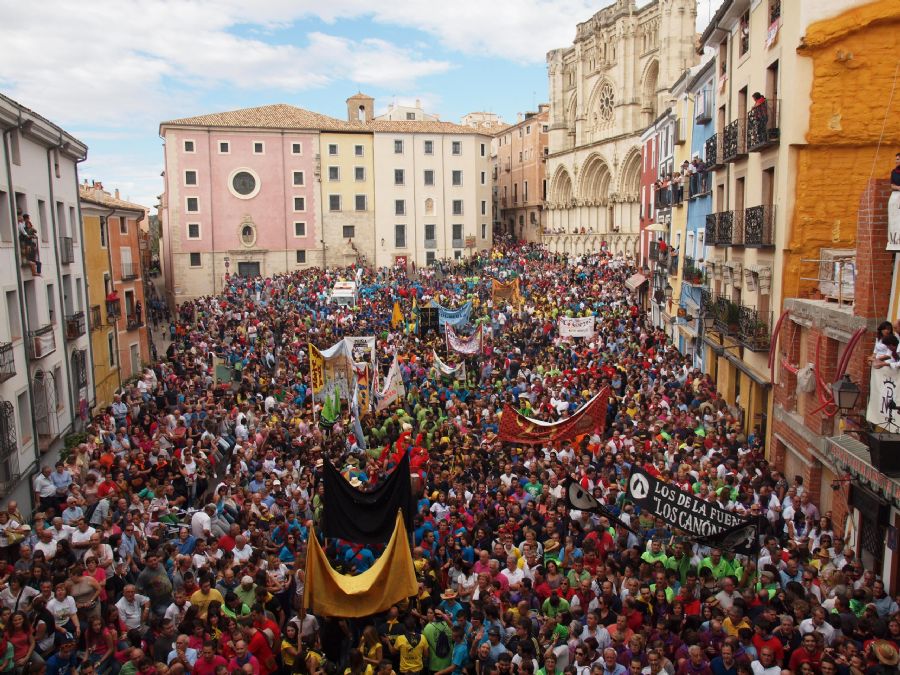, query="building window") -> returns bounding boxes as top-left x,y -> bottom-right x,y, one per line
107,333 -> 116,367
452,141 -> 461,155
355,195 -> 367,211
354,166 -> 365,181
296,250 -> 307,264
480,171 -> 486,185
185,170 -> 197,186
293,171 -> 305,186
253,141 -> 264,154
99,217 -> 107,247
526,125 -> 531,135
240,223 -> 256,247
394,140 -> 404,154
424,224 -> 436,241
480,143 -> 486,157
294,222 -> 306,237
481,223 -> 487,239
452,223 -> 463,242
329,195 -> 341,211
452,200 -> 463,215
394,169 -> 405,186
739,9 -> 750,55
229,169 -> 260,199
395,200 -> 406,216
328,166 -> 340,181
183,140 -> 195,153
424,170 -> 435,186
426,251 -> 435,265
186,197 -> 199,212
120,216 -> 128,234
189,252 -> 201,267
395,224 -> 406,248
524,181 -> 528,201
481,200 -> 487,215
342,225 -> 355,239
406,112 -> 416,120
291,142 -> 302,154
187,223 -> 200,239
218,141 -> 230,154
328,144 -> 338,156
294,196 -> 306,211
454,250 -> 462,259
354,145 -> 364,157
424,140 -> 434,155
452,170 -> 462,186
